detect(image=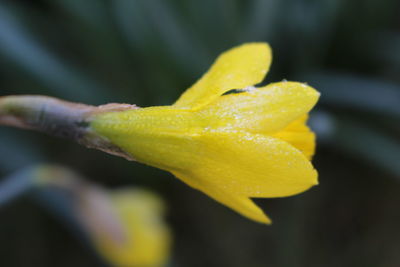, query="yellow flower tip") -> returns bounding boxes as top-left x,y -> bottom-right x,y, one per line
301,167 -> 319,189
91,42 -> 320,224
263,217 -> 273,225
246,199 -> 272,225
249,210 -> 272,225
249,202 -> 272,225
313,173 -> 319,186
